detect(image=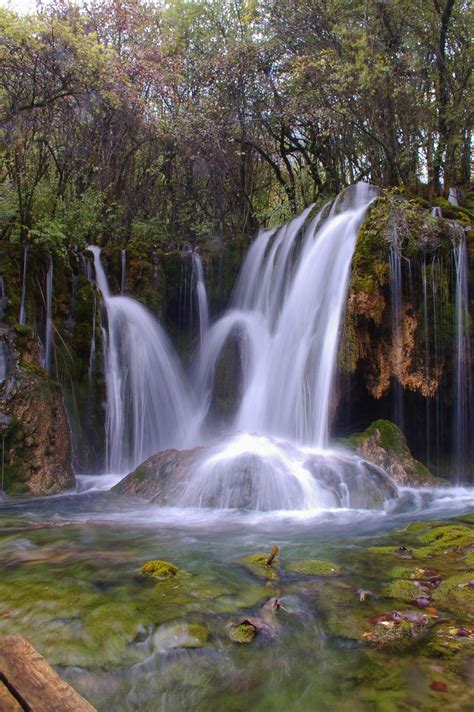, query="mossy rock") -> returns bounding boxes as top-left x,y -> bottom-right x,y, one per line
140,560 -> 182,579
382,578 -> 419,602
238,548 -> 280,580
431,573 -> 474,621
286,559 -> 341,577
340,419 -> 442,487
228,620 -> 257,644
